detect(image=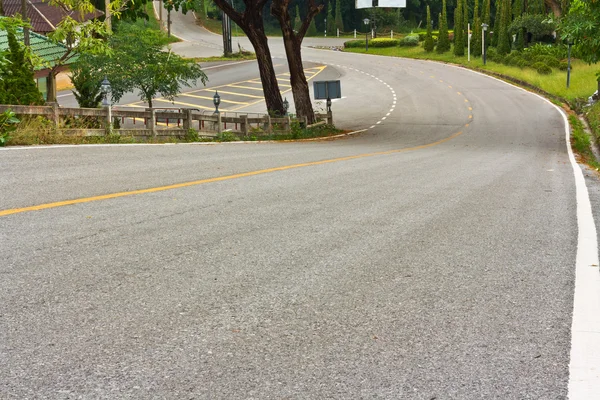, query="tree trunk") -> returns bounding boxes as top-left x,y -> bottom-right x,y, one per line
282,34 -> 315,124
271,0 -> 322,125
246,31 -> 285,115
545,0 -> 562,16
46,71 -> 56,103
212,0 -> 284,116
105,0 -> 112,31
0,0 -> 4,16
